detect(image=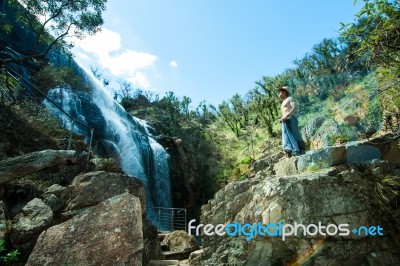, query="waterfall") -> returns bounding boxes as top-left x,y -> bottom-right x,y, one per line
43,67 -> 172,228
134,118 -> 172,208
